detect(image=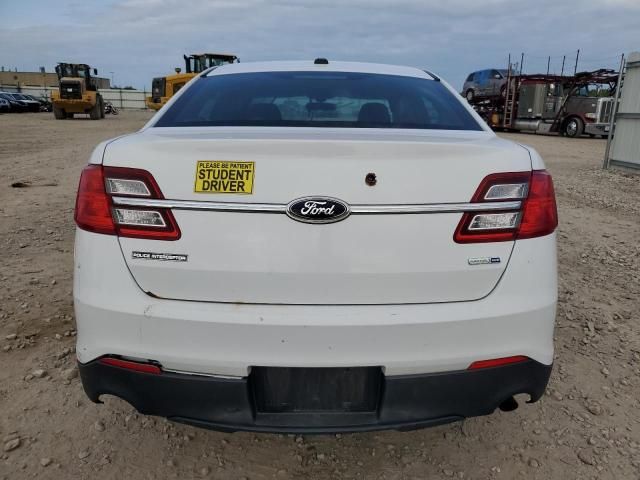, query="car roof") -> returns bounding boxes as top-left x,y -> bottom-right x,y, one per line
205,60 -> 436,80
